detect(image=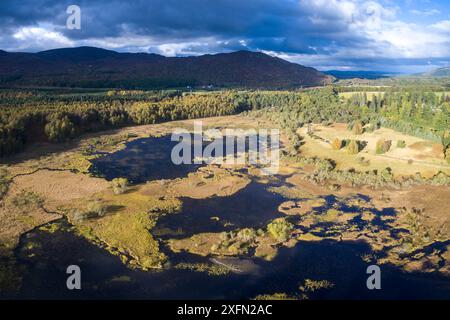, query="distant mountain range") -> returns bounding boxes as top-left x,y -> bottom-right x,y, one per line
0,47 -> 333,89
324,70 -> 400,80
419,67 -> 450,77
